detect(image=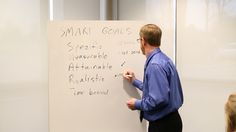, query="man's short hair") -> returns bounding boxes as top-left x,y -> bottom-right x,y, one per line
139,24 -> 162,46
